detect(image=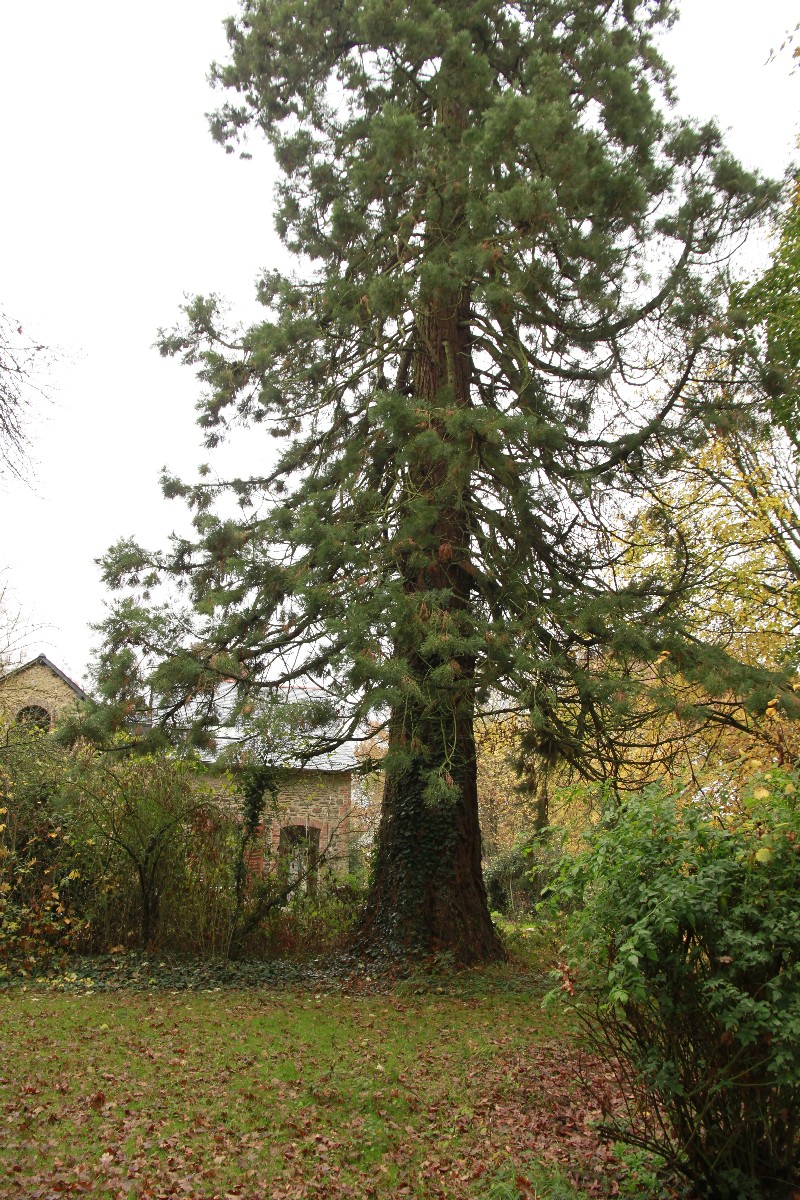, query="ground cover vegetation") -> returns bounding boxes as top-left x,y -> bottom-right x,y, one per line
0,946 -> 687,1200
92,0 -> 789,965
